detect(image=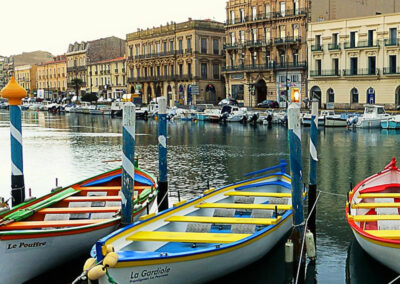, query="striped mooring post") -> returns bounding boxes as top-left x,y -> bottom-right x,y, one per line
308,99 -> 319,240
287,103 -> 305,269
157,97 -> 169,211
0,77 -> 27,207
121,103 -> 136,225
